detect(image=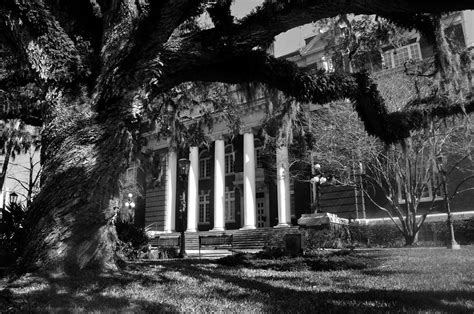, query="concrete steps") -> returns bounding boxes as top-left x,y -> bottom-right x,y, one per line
156,226 -> 300,251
